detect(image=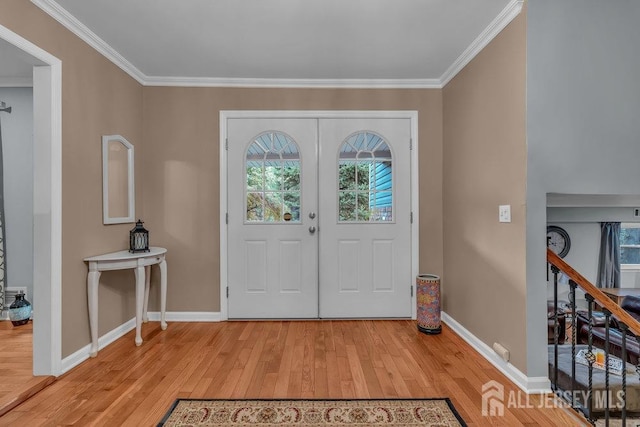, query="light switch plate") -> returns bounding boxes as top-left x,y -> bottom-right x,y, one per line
499,205 -> 511,223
